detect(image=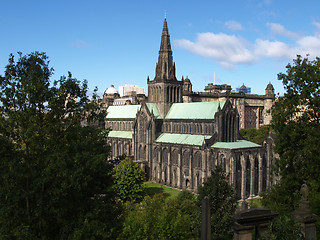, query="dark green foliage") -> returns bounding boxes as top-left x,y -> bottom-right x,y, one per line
262,55 -> 320,238
197,165 -> 237,240
176,189 -> 196,202
119,192 -> 199,240
259,215 -> 306,240
0,52 -> 120,239
260,179 -> 301,215
239,125 -> 272,144
272,55 -> 320,189
113,158 -> 146,203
